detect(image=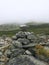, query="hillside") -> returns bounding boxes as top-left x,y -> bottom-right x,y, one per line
26,22 -> 49,34
0,22 -> 49,36
0,24 -> 20,31
0,24 -> 20,36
